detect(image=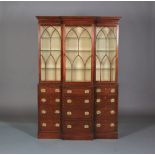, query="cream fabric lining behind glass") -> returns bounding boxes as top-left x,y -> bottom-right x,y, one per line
40,26 -> 61,81
65,26 -> 92,82
96,27 -> 117,81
